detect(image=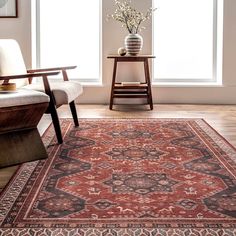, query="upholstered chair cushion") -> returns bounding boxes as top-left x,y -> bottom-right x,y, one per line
0,39 -> 28,88
0,89 -> 49,108
0,39 -> 83,144
24,81 -> 83,105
